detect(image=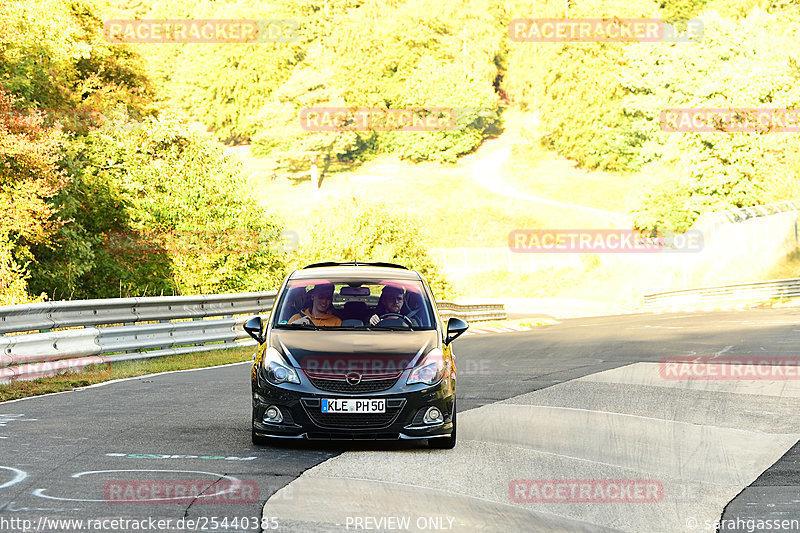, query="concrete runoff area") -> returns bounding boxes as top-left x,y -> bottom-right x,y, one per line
263,362 -> 800,532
